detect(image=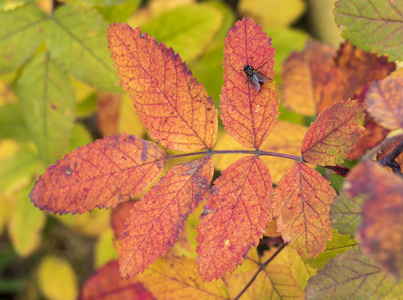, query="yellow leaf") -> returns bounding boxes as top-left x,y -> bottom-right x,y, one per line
8,184 -> 46,257
94,227 -> 118,269
138,255 -> 229,299
55,208 -> 110,237
117,95 -> 146,138
0,194 -> 11,235
238,0 -> 306,27
37,256 -> 78,300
